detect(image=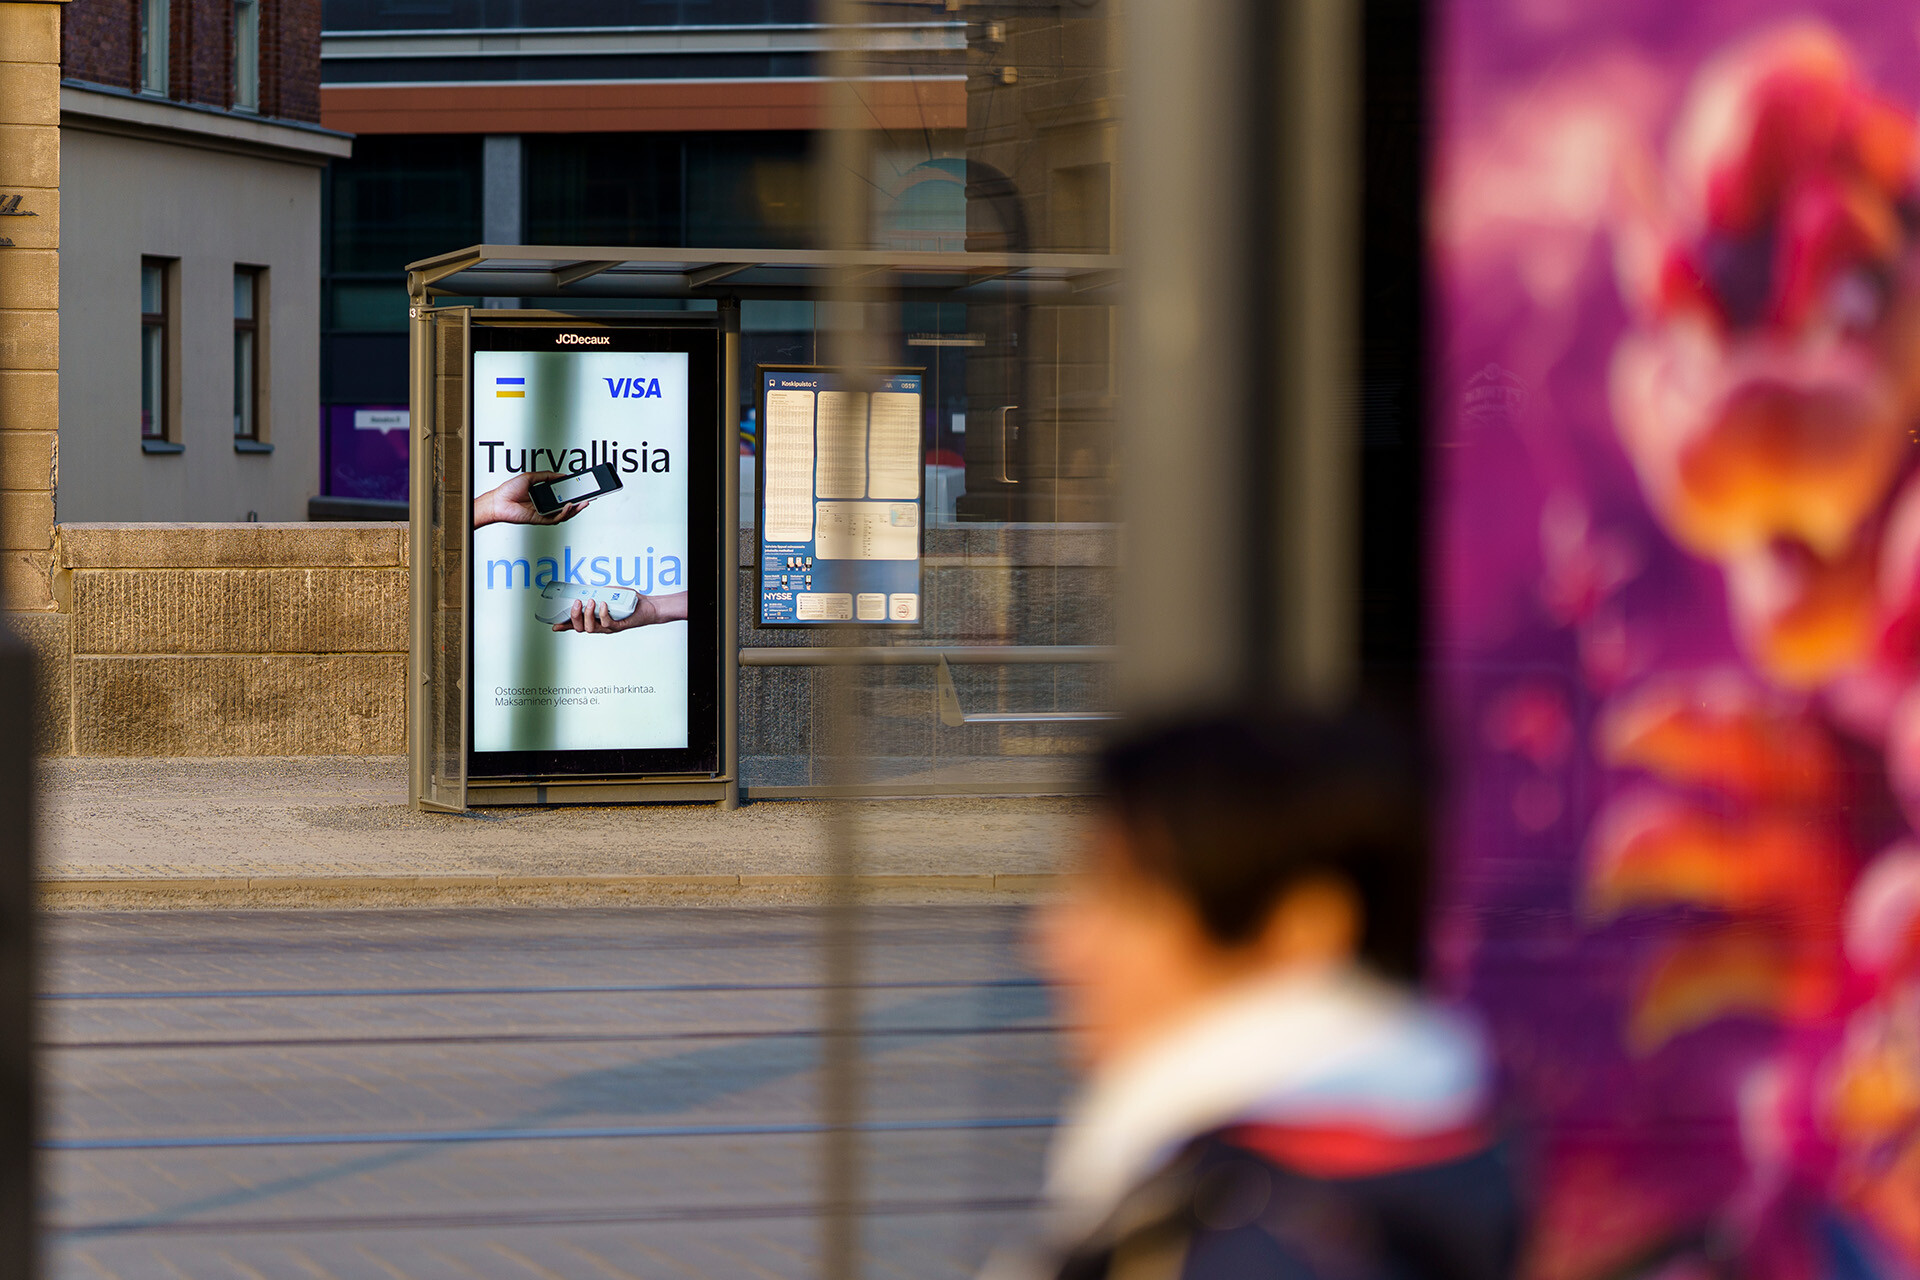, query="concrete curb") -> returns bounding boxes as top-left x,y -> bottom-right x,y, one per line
38,872 -> 1068,897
